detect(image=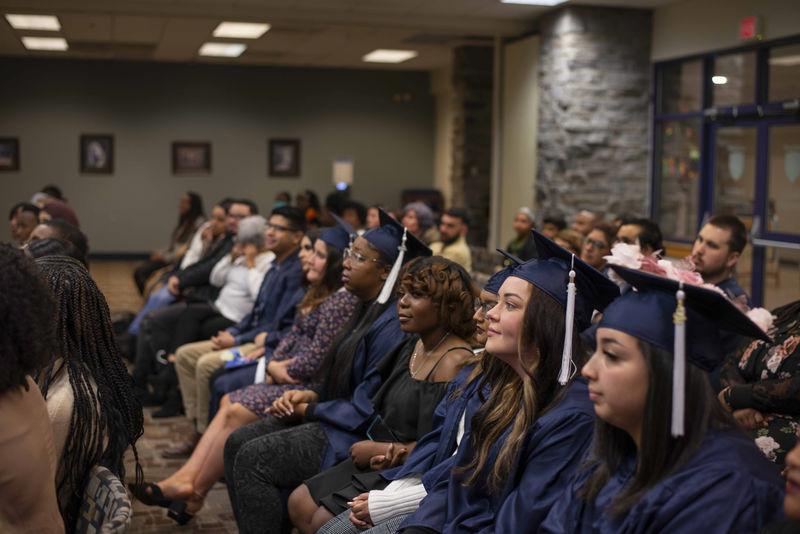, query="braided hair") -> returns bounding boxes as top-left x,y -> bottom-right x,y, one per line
34,255 -> 144,531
